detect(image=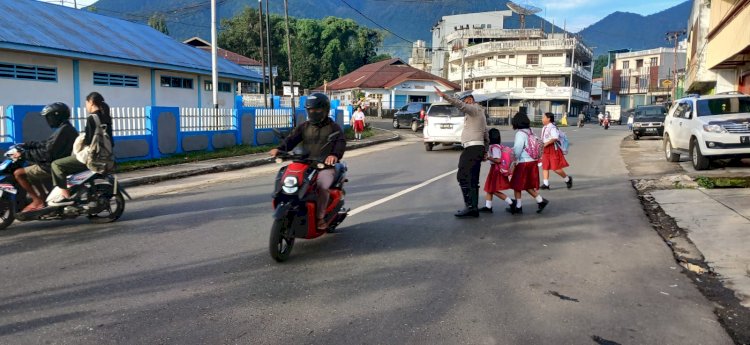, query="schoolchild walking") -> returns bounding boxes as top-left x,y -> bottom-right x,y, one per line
540,112 -> 572,190
478,128 -> 513,213
352,105 -> 366,140
507,112 -> 548,214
